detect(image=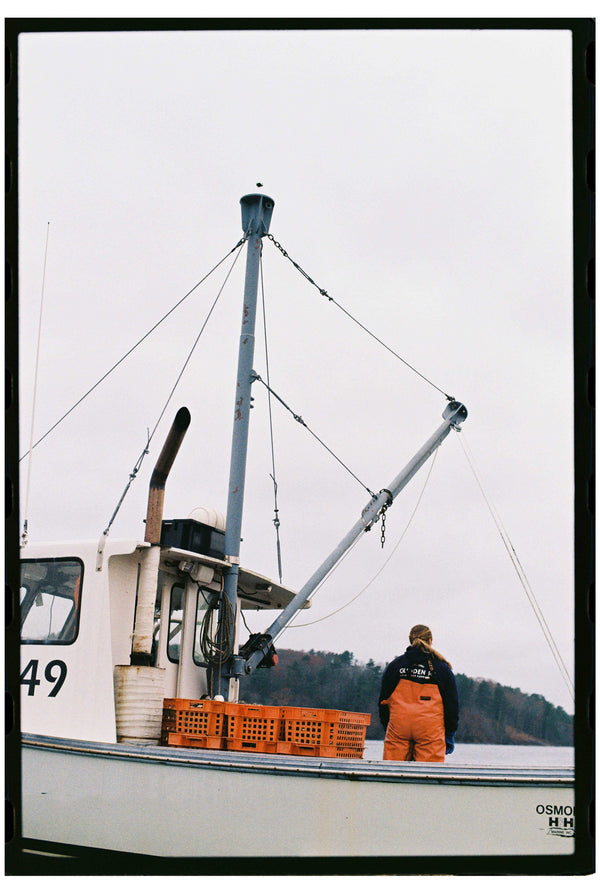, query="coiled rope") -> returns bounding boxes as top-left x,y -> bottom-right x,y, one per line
199,585 -> 236,666
200,584 -> 236,698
